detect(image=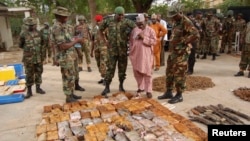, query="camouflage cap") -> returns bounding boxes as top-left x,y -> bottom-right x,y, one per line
78,15 -> 86,21
52,6 -> 71,17
44,22 -> 49,26
24,17 -> 37,25
114,6 -> 125,14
